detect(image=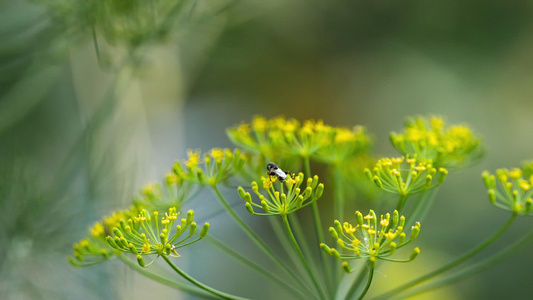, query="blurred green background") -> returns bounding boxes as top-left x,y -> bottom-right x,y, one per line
2,0 -> 533,299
